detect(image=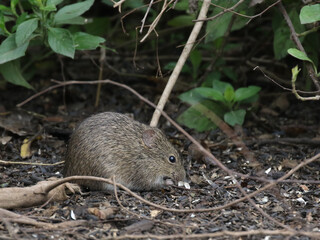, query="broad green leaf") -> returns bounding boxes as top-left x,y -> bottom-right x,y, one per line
234,86 -> 261,102
288,48 -> 317,73
164,61 -> 190,73
16,18 -> 39,46
190,49 -> 201,79
273,9 -> 305,59
288,48 -> 313,63
84,17 -> 110,37
224,85 -> 234,103
205,0 -> 250,42
194,87 -> 225,102
0,60 -> 33,89
0,34 -> 29,64
224,109 -> 246,126
73,32 -> 105,50
54,0 -> 94,24
40,4 -> 57,11
55,16 -> 87,25
300,4 -> 320,24
28,0 -> 42,7
167,15 -> 195,27
202,72 -> 221,87
0,5 -> 12,12
47,27 -> 75,58
222,67 -> 237,81
123,0 -> 144,9
173,0 -> 189,11
47,0 -> 64,7
177,100 -> 223,132
212,80 -> 232,94
179,88 -> 204,105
